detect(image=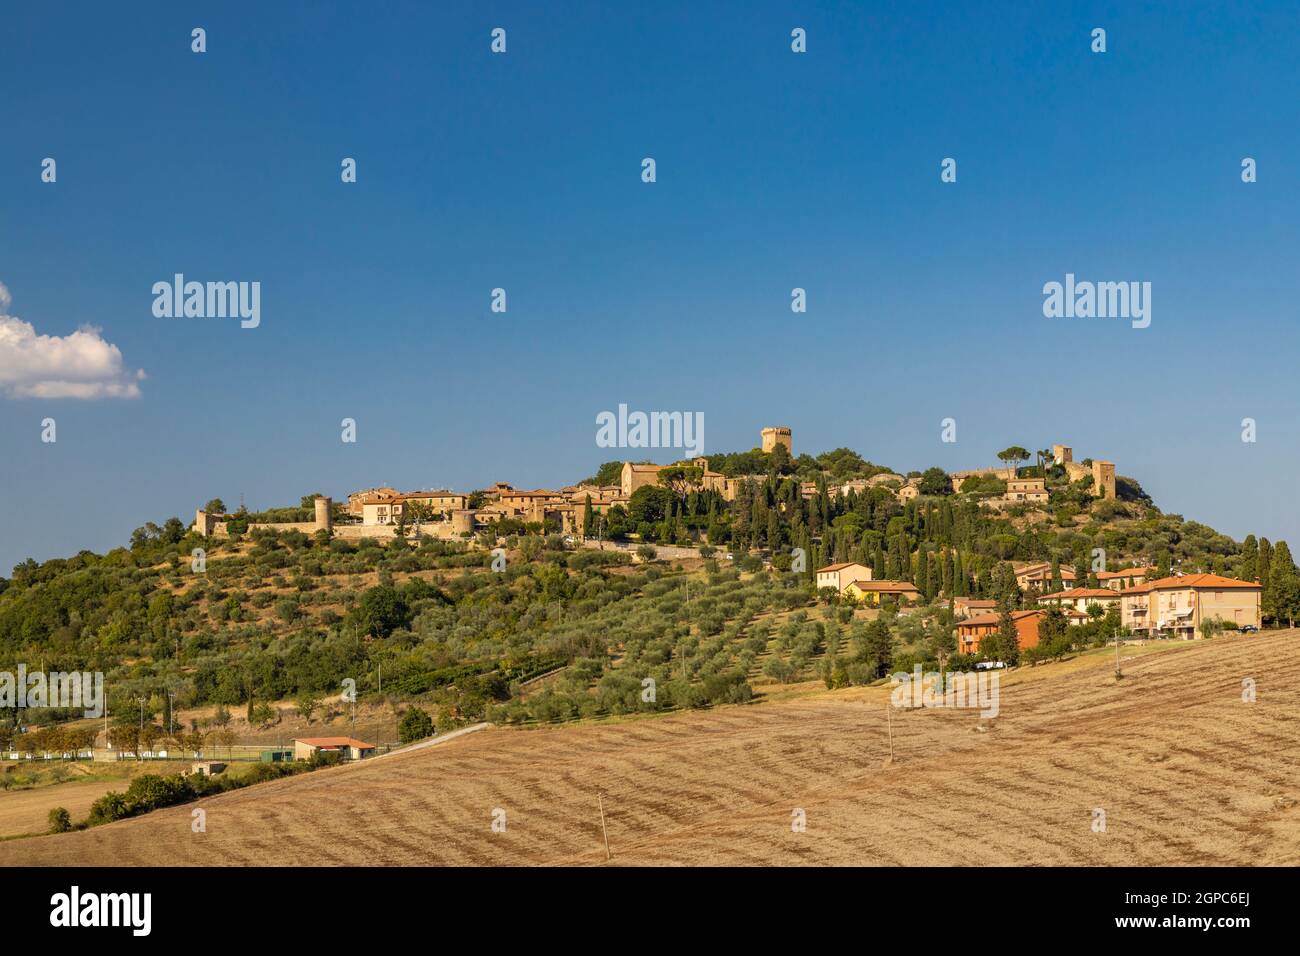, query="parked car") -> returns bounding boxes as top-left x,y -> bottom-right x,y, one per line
1240,625 -> 1260,633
